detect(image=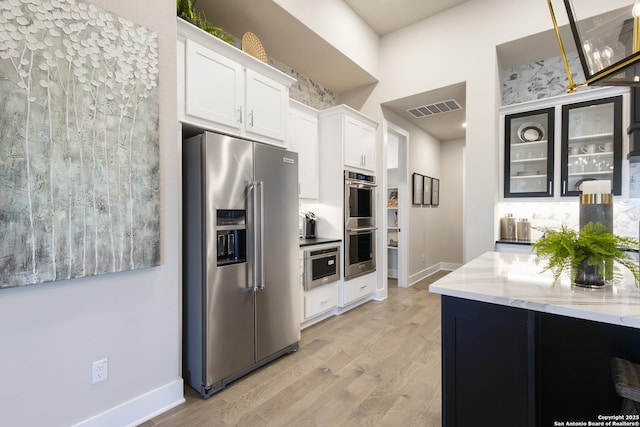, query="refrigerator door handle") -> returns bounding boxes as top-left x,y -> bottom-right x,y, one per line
249,181 -> 259,292
257,181 -> 265,290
